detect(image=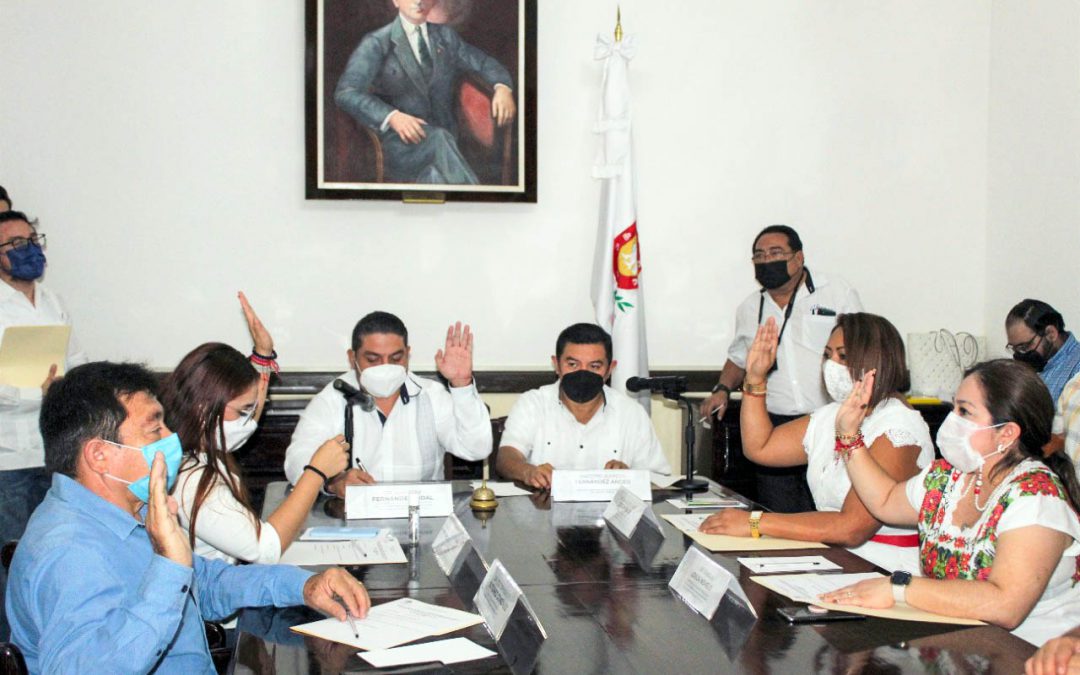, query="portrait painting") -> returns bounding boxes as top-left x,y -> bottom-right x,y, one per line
306,0 -> 537,202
